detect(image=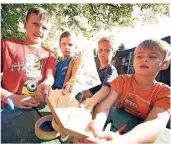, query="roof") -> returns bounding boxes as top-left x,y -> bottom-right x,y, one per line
115,48 -> 135,57
115,36 -> 170,57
